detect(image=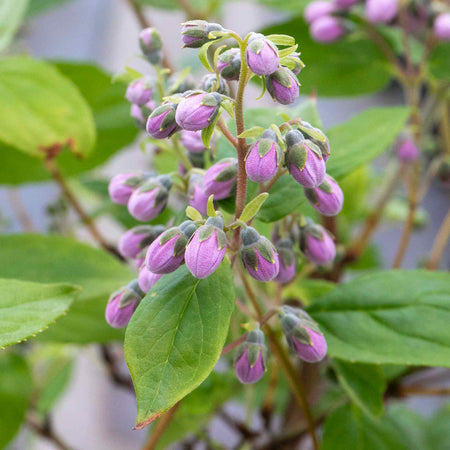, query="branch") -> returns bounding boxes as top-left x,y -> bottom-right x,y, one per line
142,402 -> 180,450
100,345 -> 134,391
7,189 -> 35,232
217,118 -> 239,150
27,414 -> 71,450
